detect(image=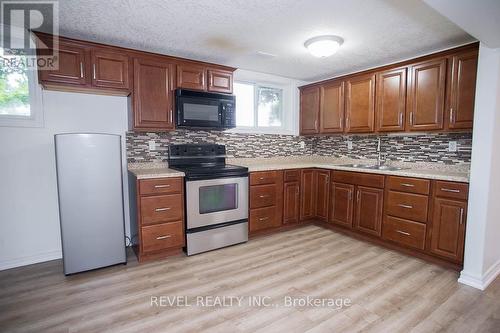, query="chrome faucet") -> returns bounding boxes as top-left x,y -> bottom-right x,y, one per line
377,137 -> 385,166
